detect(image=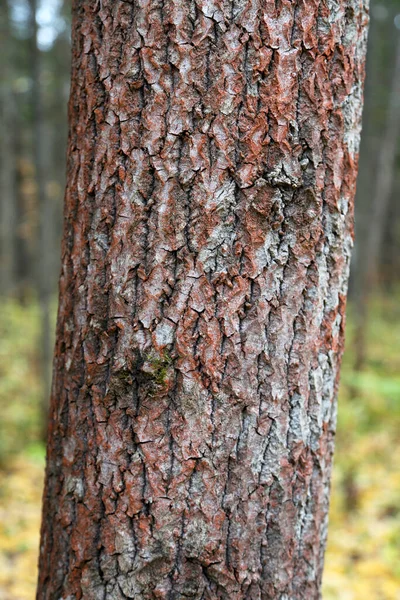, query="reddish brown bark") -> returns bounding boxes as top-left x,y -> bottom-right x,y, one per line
37,1 -> 368,598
